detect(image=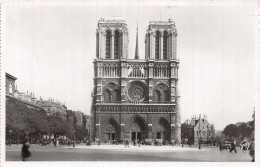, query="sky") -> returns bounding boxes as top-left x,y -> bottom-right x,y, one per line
2,2 -> 256,130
